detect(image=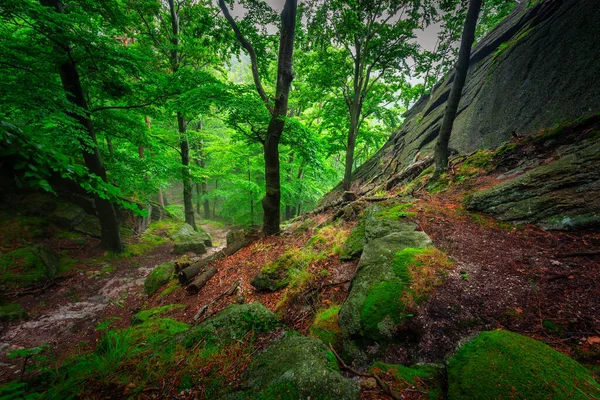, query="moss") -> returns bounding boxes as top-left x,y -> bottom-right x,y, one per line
306,226 -> 349,256
375,203 -> 416,219
0,246 -> 64,288
180,303 -> 279,349
371,362 -> 443,399
132,304 -> 185,325
247,334 -> 359,400
143,261 -> 175,296
0,303 -> 27,321
310,305 -> 342,348
251,249 -> 314,292
339,219 -> 366,260
158,280 -> 181,299
122,233 -> 168,258
360,248 -> 453,340
255,382 -> 300,399
361,278 -> 409,339
448,330 -> 600,399
145,219 -> 184,238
